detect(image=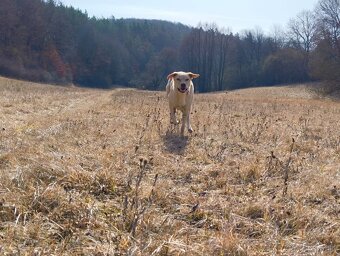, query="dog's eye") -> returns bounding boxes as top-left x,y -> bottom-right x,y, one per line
185,79 -> 189,81
176,78 -> 180,81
